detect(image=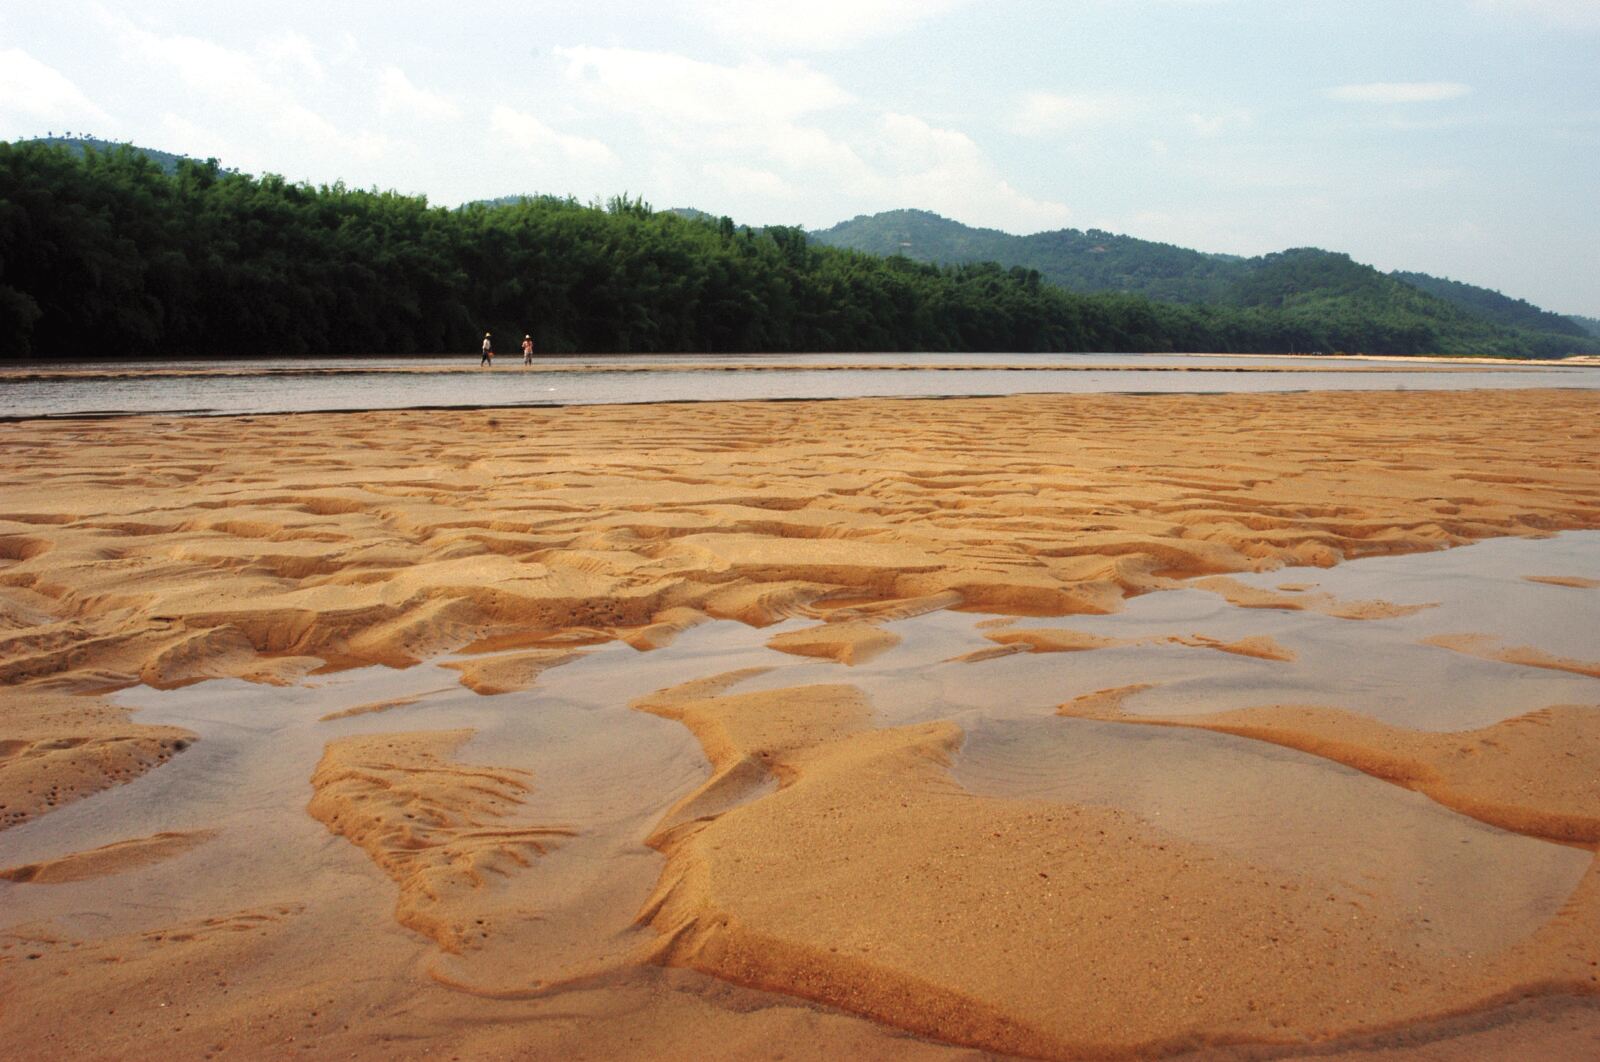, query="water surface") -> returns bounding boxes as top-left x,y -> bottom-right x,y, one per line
4,352 -> 1595,418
